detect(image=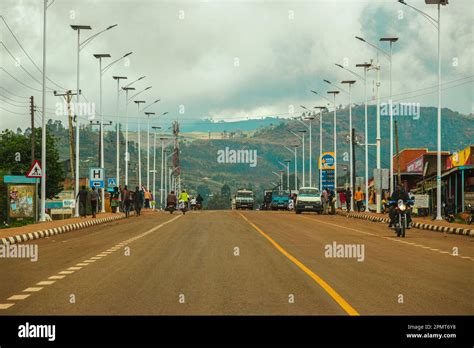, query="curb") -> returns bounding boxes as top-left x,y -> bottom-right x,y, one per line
337,211 -> 474,237
0,214 -> 126,246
